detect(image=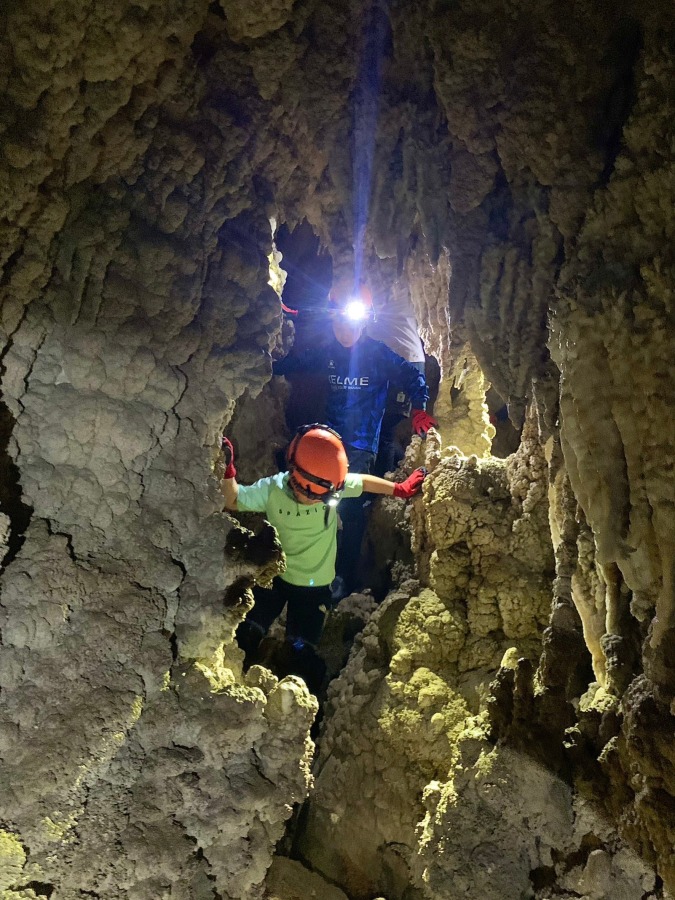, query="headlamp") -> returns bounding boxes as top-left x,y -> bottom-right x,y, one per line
289,468 -> 344,505
342,299 -> 369,322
